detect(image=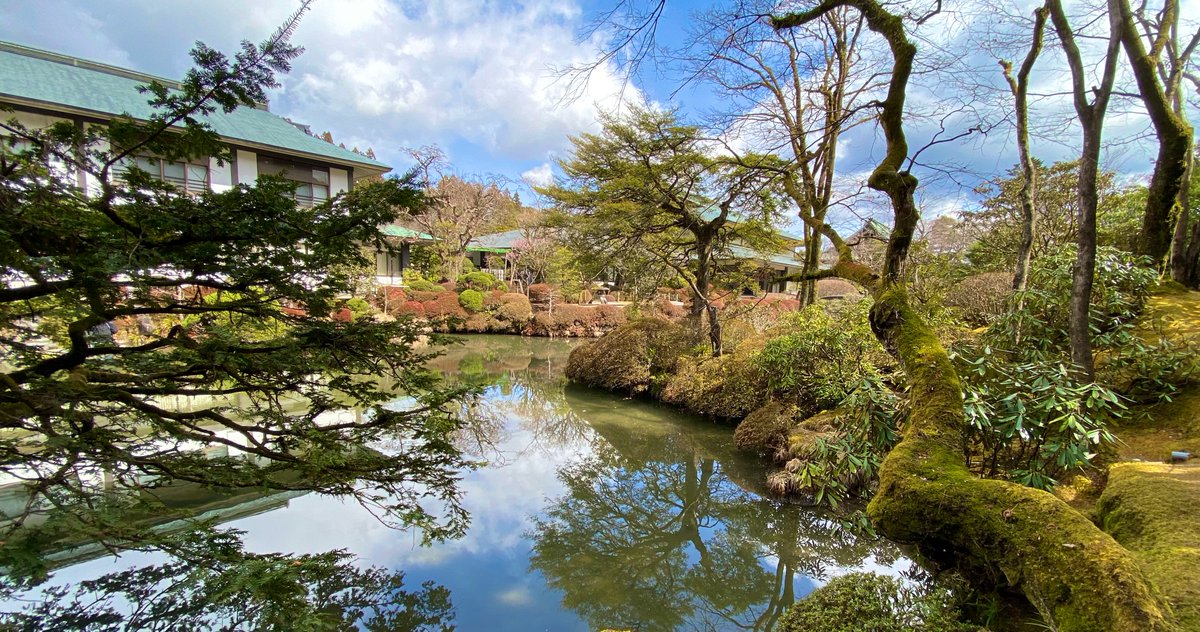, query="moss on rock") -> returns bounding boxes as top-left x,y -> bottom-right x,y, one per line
734,401 -> 800,457
564,318 -> 688,394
